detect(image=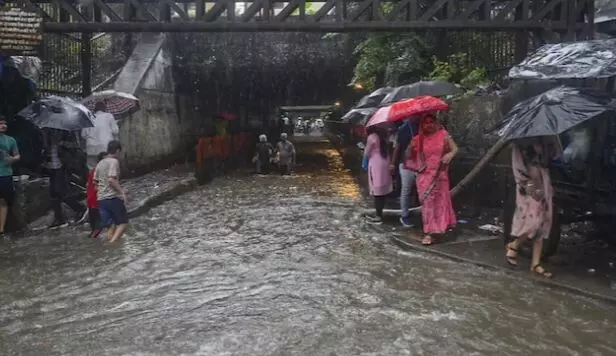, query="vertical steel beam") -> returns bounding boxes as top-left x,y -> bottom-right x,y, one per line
160,0 -> 172,22
514,0 -> 529,63
81,7 -> 92,97
195,0 -> 205,20
123,0 -> 136,55
585,0 -> 595,39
